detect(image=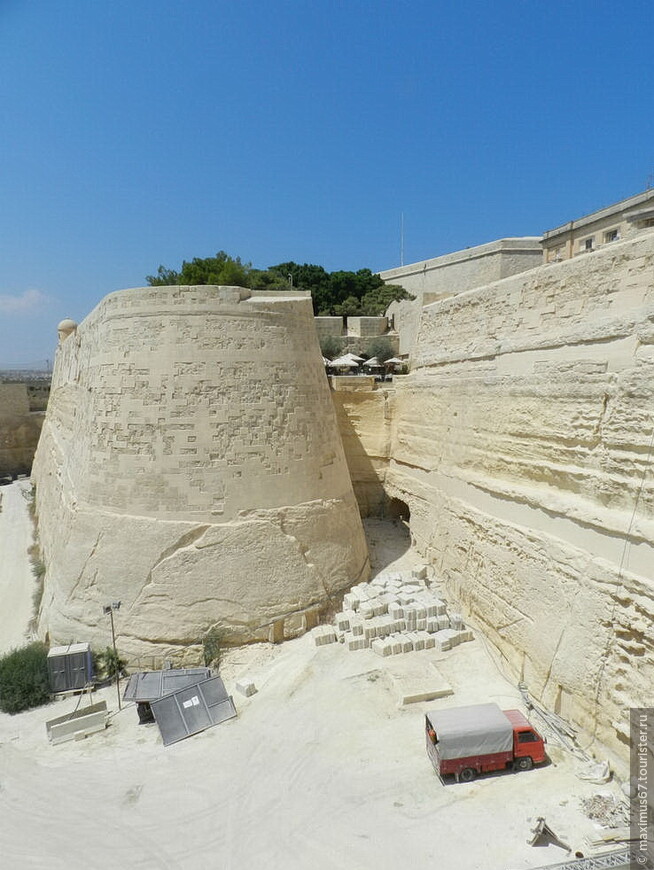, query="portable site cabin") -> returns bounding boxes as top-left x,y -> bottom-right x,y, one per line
47,643 -> 93,694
